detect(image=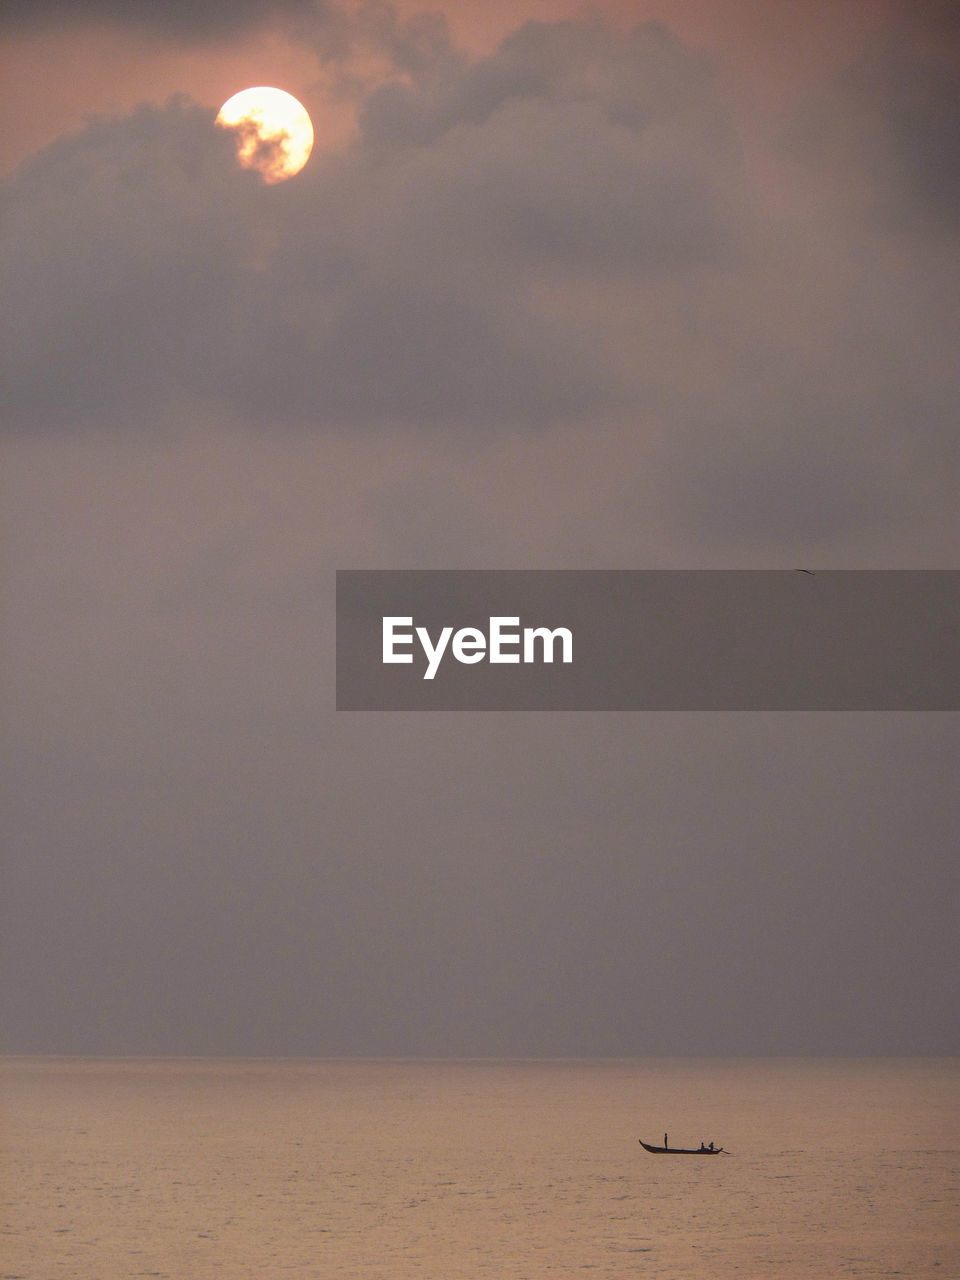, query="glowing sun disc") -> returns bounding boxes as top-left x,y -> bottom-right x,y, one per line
216,86 -> 314,184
